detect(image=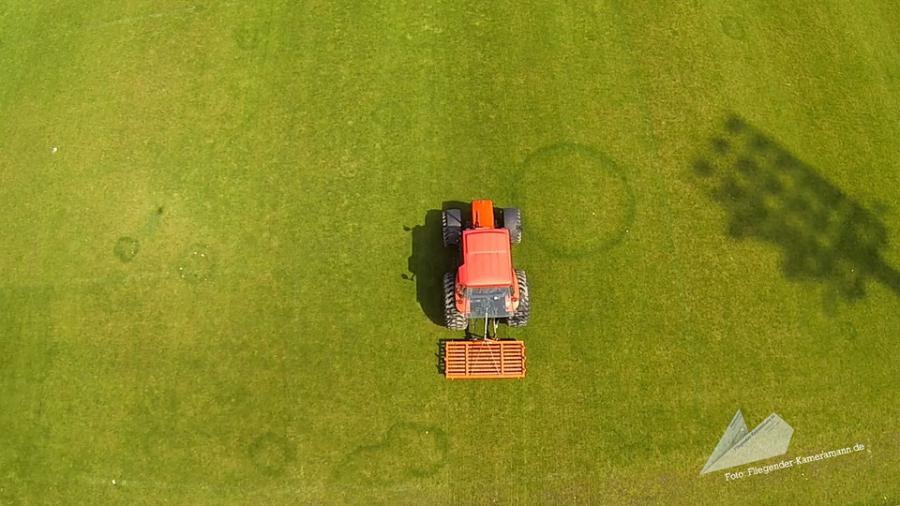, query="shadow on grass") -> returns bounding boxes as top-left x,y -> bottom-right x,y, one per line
692,114 -> 900,308
436,338 -> 449,375
403,202 -> 467,326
